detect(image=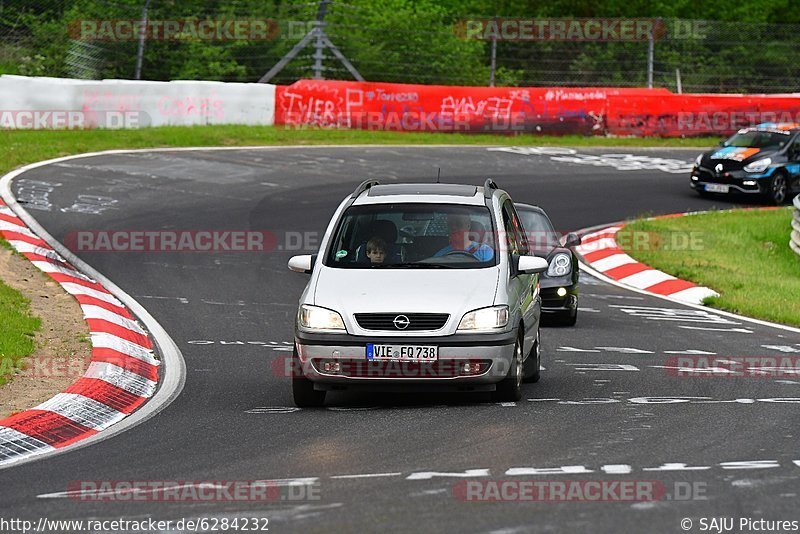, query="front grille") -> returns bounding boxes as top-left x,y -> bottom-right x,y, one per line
697,167 -> 746,185
354,313 -> 449,331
